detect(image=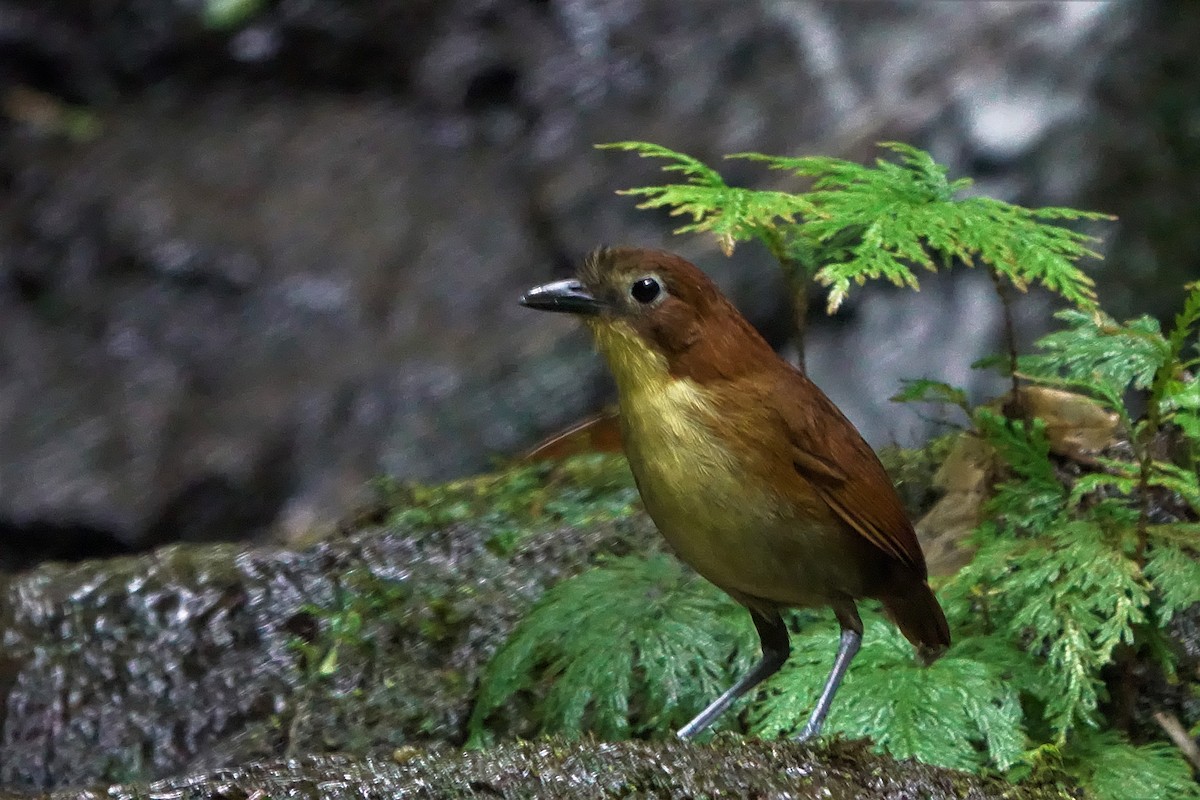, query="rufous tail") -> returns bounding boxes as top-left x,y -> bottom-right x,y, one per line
881,581 -> 951,665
